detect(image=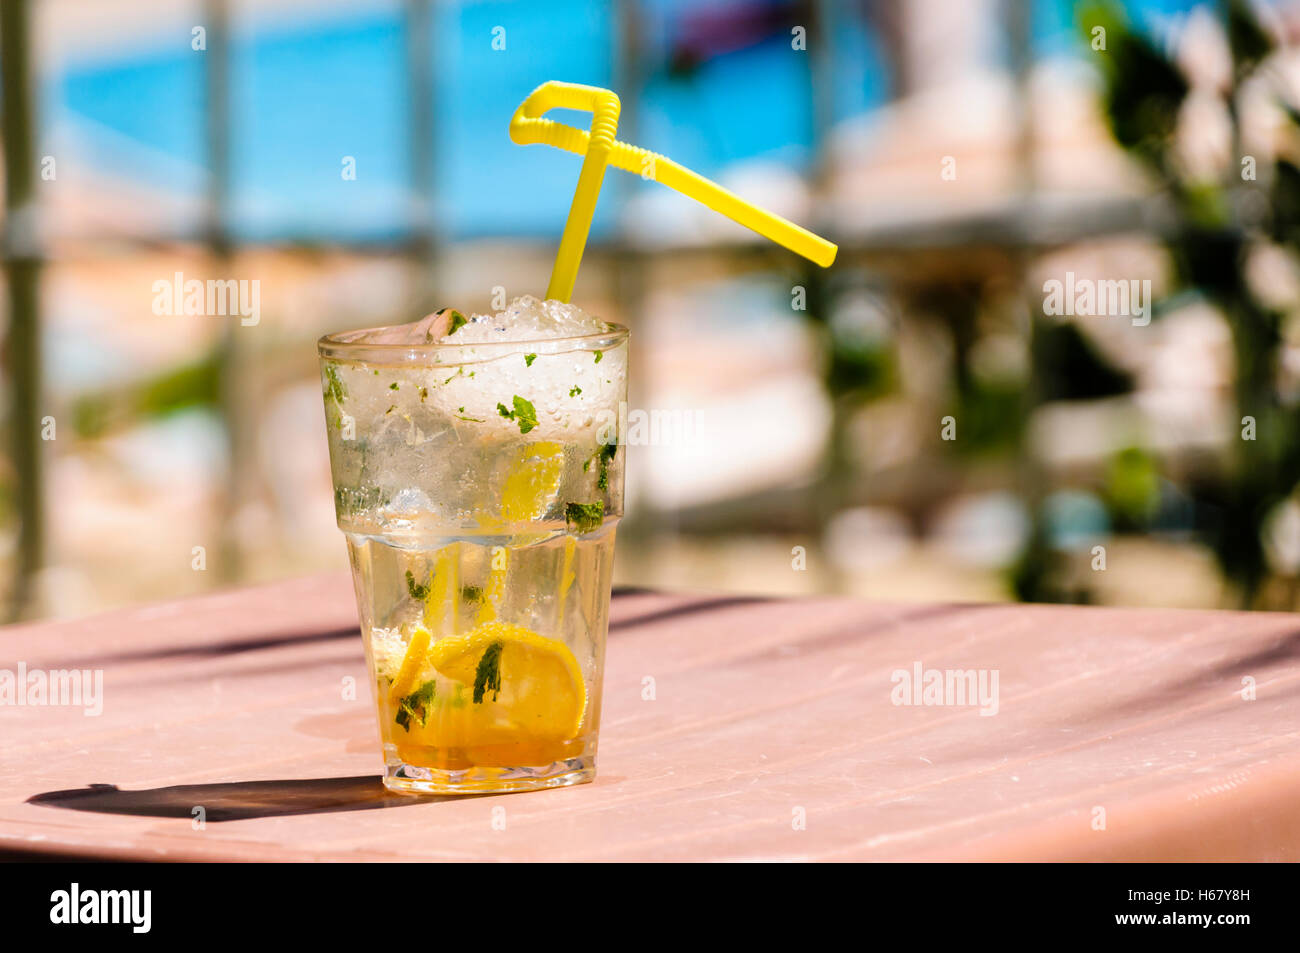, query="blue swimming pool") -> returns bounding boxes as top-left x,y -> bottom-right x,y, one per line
47,0 -> 1192,243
